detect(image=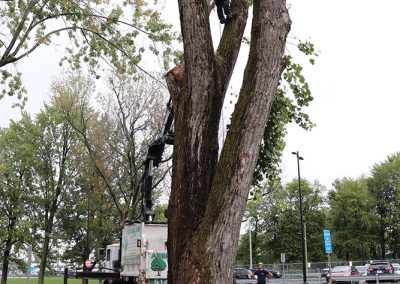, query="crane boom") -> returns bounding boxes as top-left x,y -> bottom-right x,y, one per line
141,98 -> 174,221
